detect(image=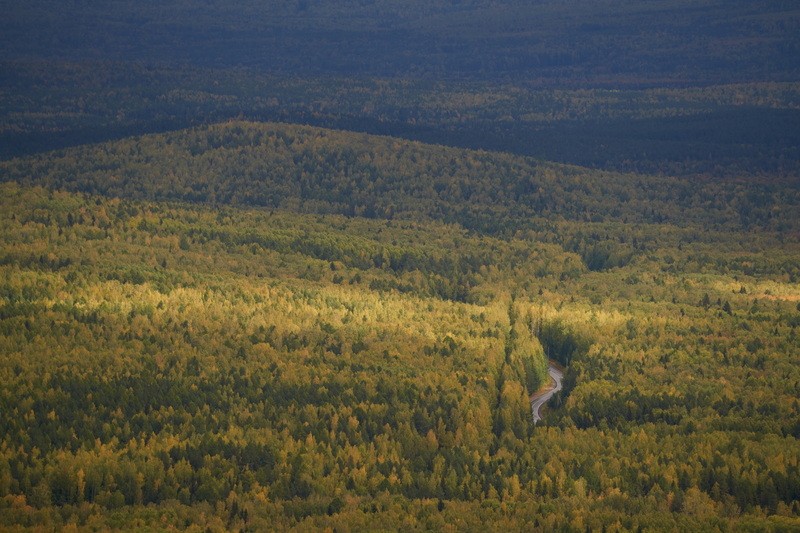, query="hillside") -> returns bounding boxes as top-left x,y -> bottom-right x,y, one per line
1,123 -> 799,528
4,121 -> 798,237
